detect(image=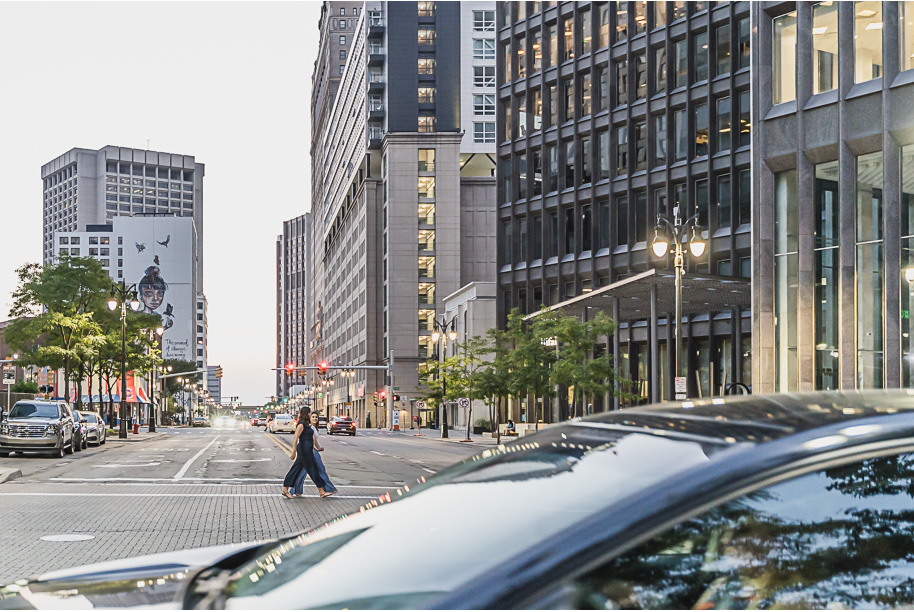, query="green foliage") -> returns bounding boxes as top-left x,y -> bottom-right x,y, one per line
474,418 -> 492,432
11,378 -> 39,393
162,359 -> 201,396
